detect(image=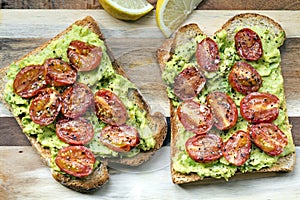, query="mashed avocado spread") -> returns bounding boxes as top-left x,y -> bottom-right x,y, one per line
4,25 -> 156,172
162,26 -> 295,180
